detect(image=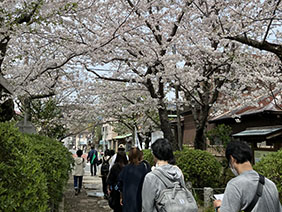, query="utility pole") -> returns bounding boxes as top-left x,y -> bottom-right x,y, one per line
175,85 -> 182,150
173,44 -> 182,150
